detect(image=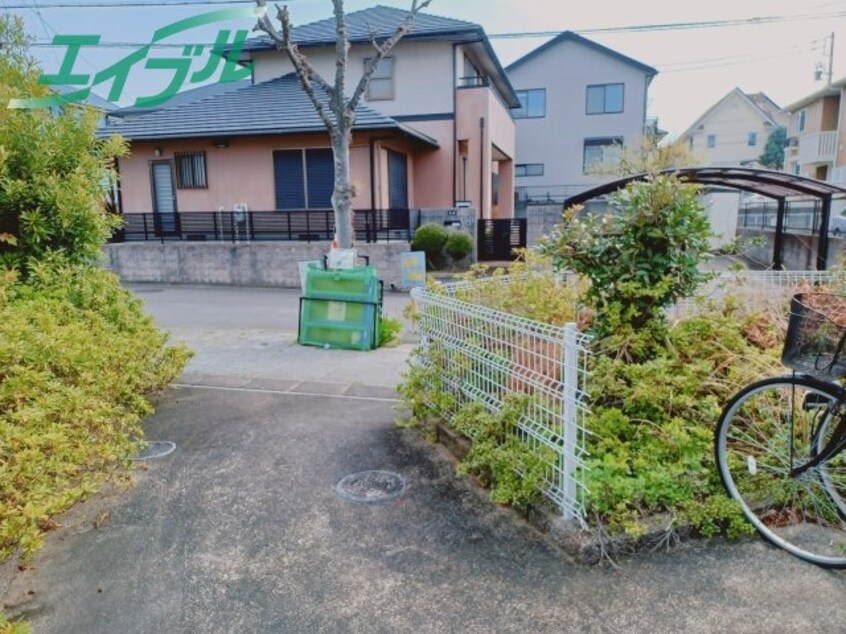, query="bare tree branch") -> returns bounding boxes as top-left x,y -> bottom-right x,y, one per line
254,0 -> 337,133
346,0 -> 433,113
